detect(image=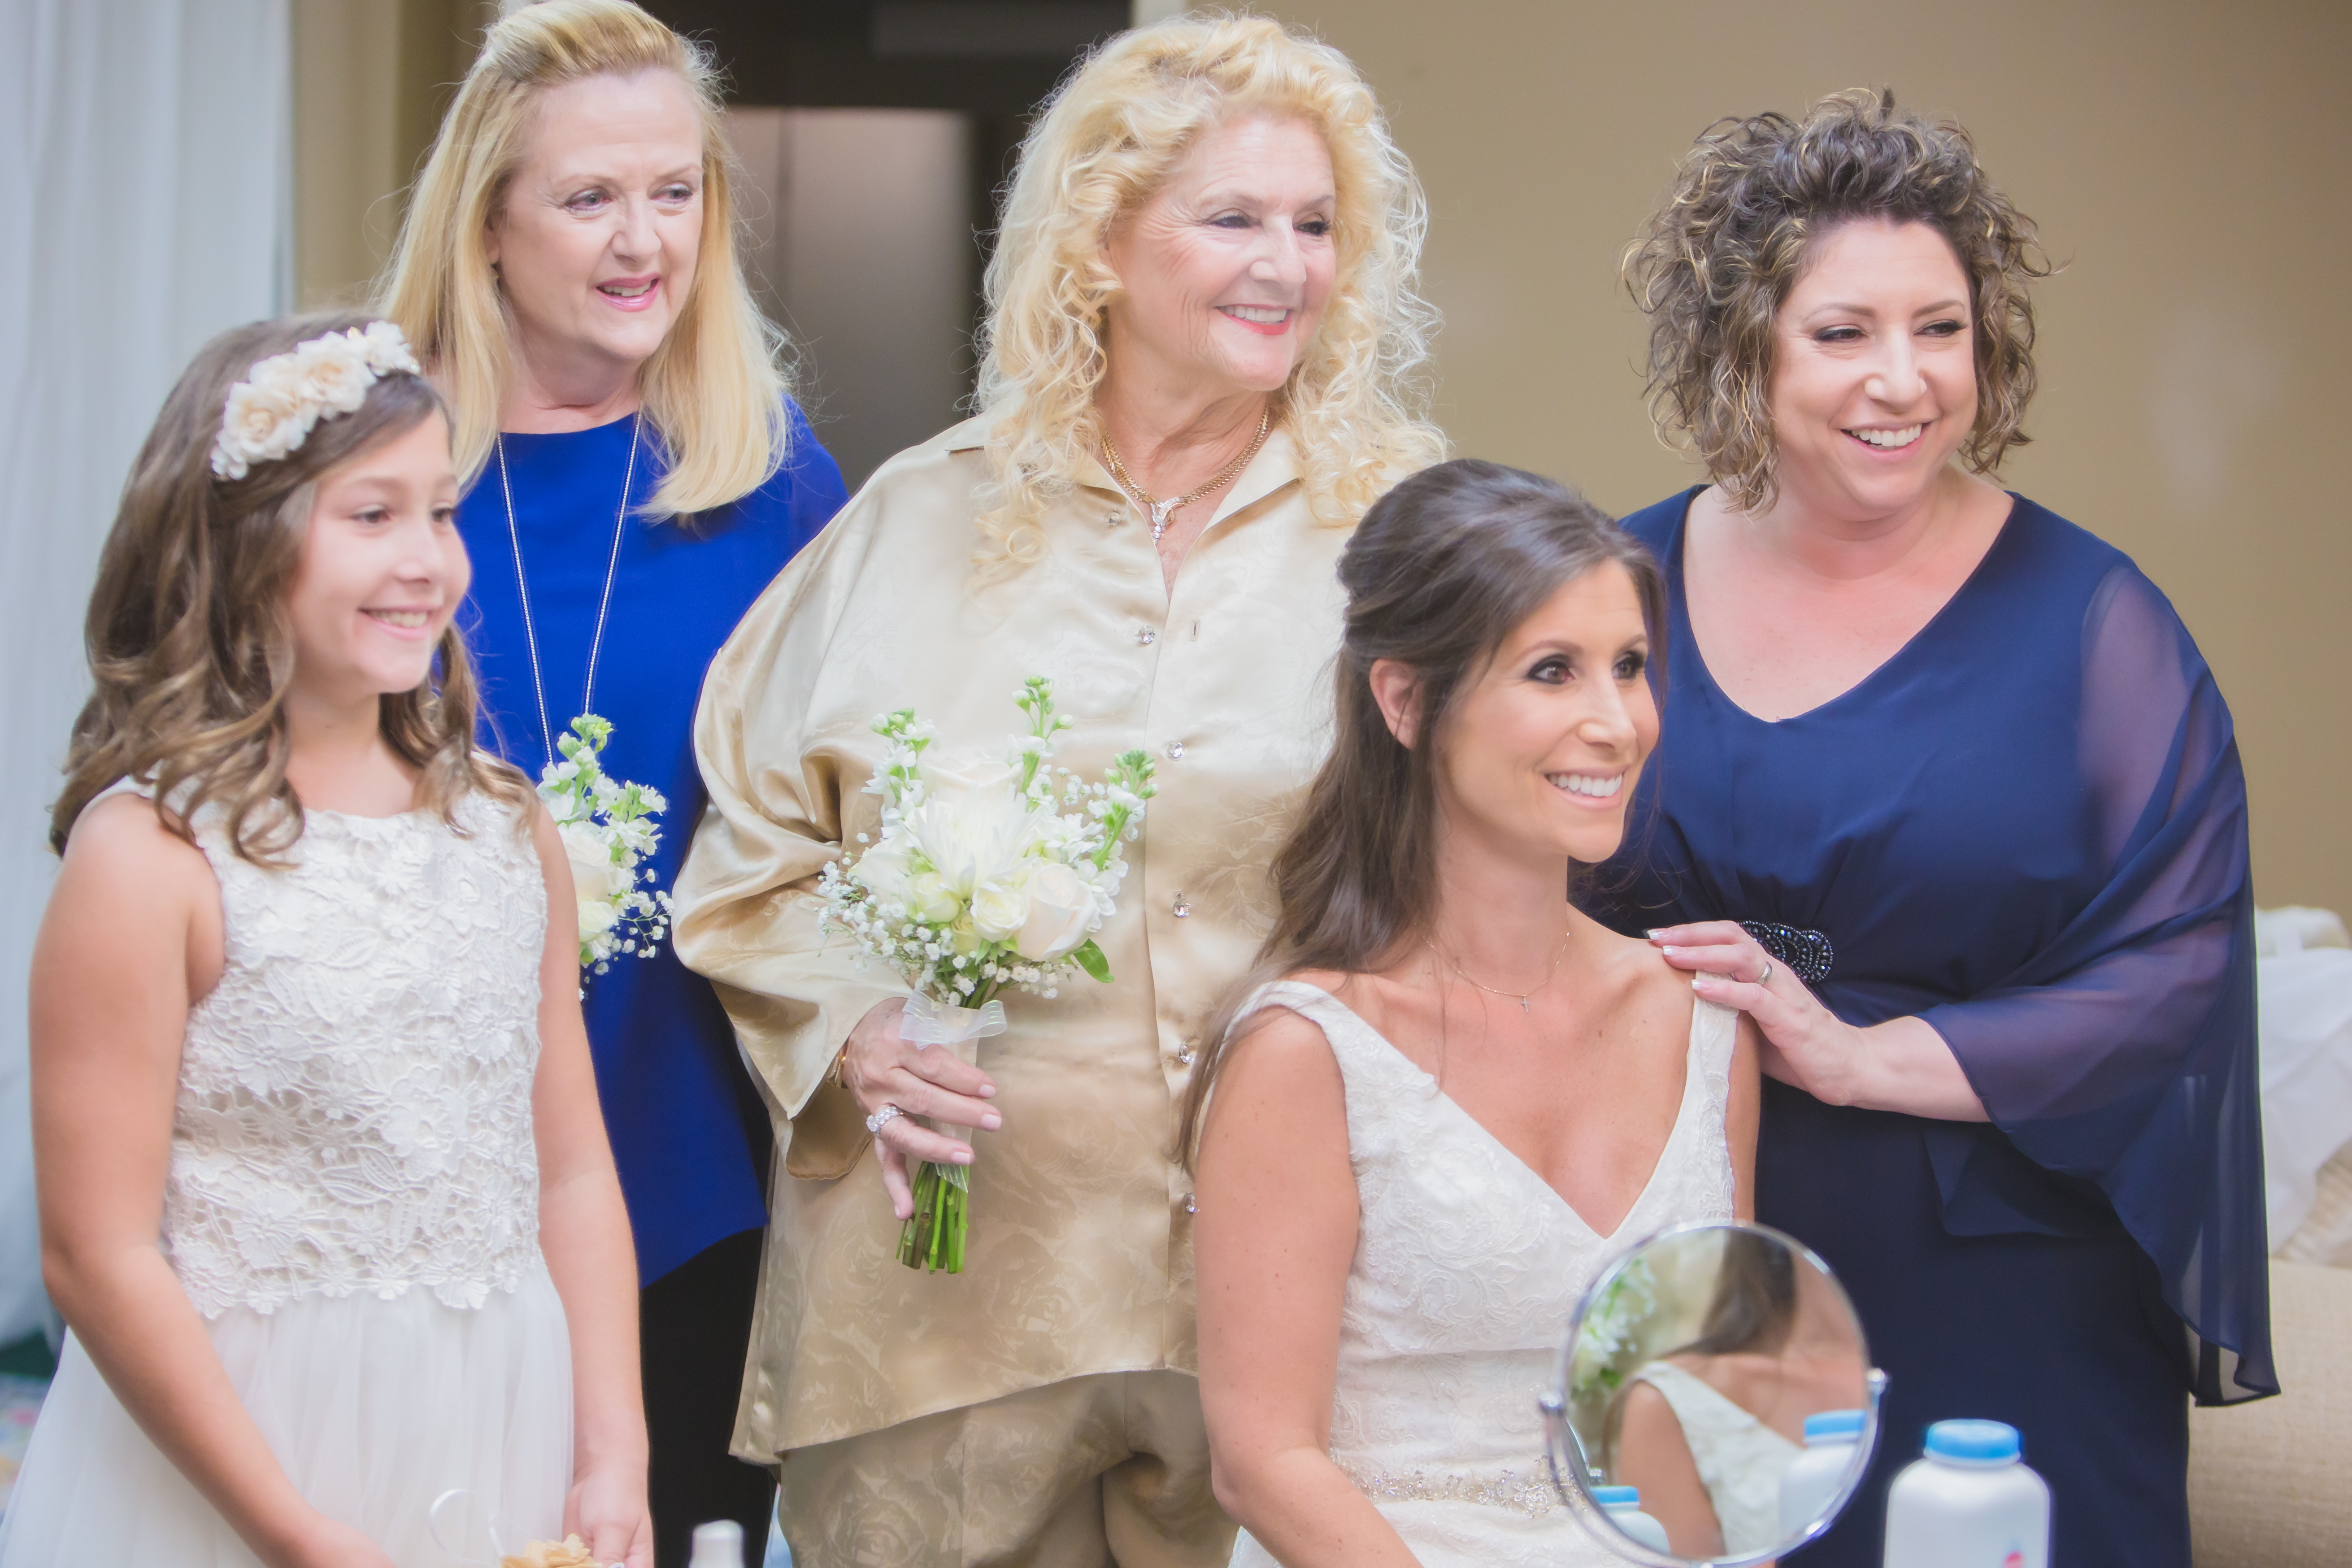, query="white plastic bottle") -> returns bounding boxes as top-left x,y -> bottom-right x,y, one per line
1882,1419 -> 2050,1568
1778,1407 -> 1865,1538
1592,1484 -> 1673,1553
688,1520 -> 747,1568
